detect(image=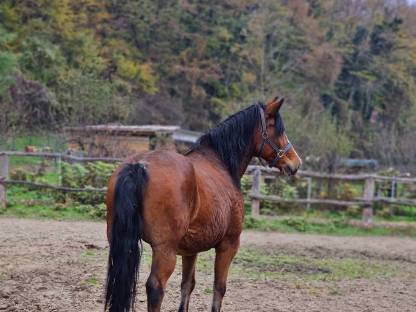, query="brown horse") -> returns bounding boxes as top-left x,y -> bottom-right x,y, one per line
104,97 -> 302,312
